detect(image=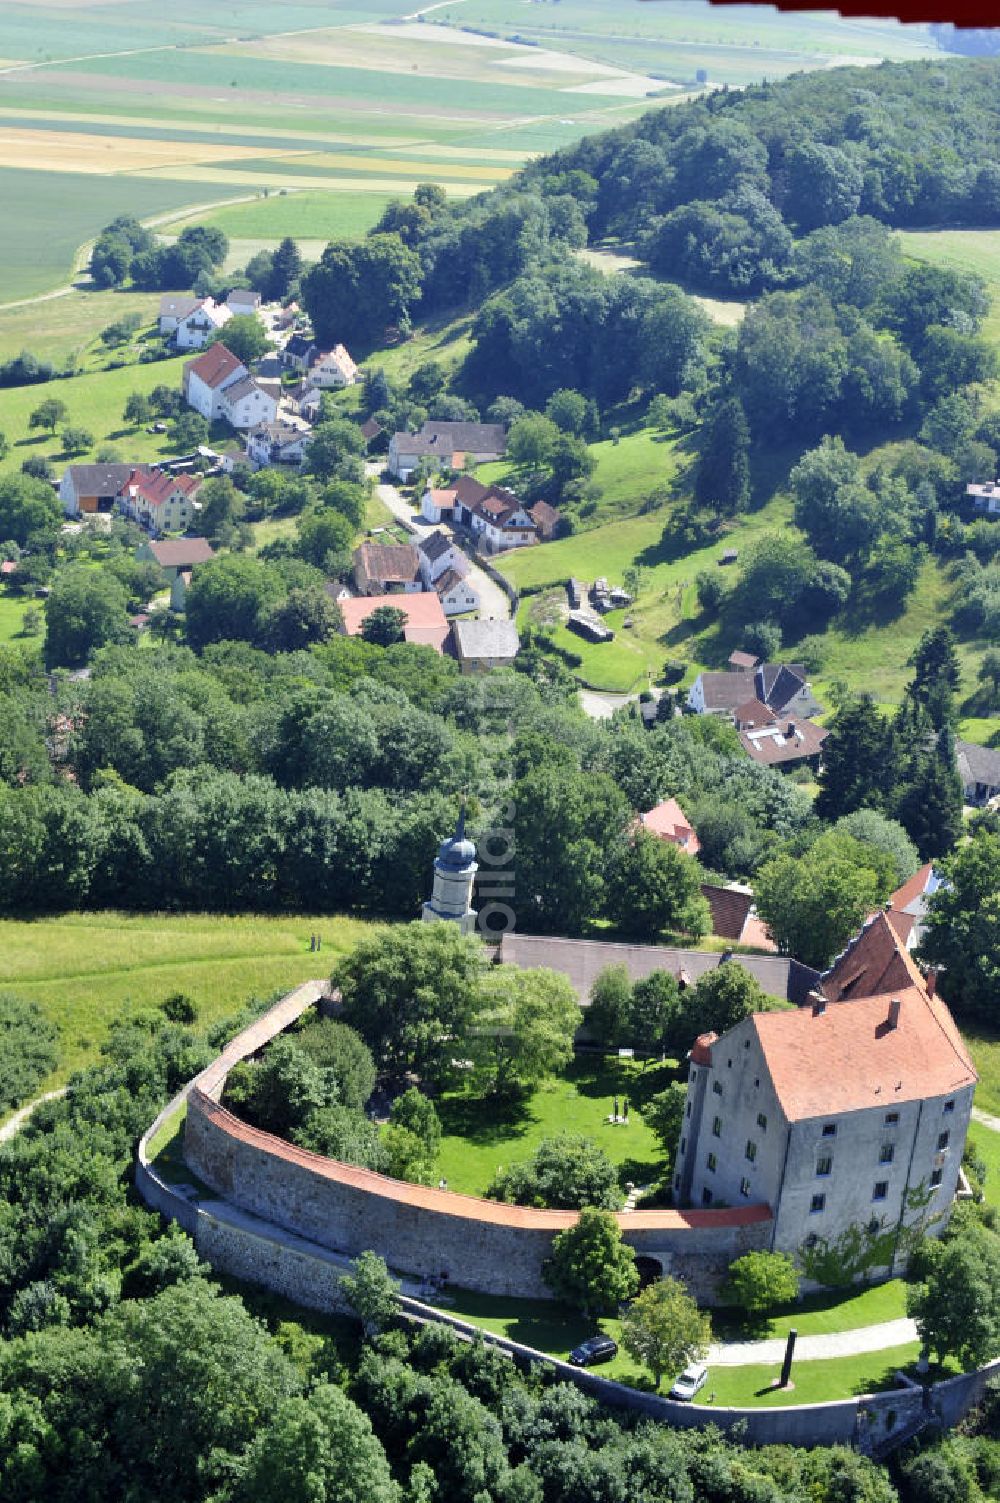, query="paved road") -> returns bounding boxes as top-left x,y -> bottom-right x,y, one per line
371,472 -> 511,622
973,1106 -> 1000,1133
707,1316 -> 919,1368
